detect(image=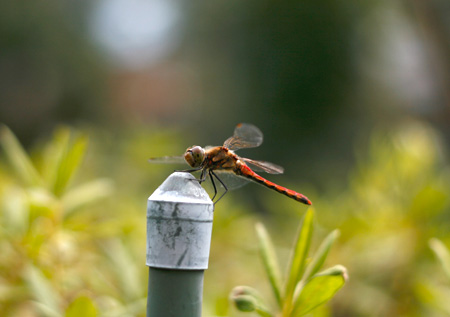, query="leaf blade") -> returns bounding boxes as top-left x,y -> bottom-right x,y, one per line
285,209 -> 314,299
25,264 -> 62,314
301,229 -> 340,284
429,238 -> 450,280
65,295 -> 98,317
292,265 -> 348,316
44,128 -> 88,196
255,222 -> 283,307
61,178 -> 114,216
0,125 -> 42,186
